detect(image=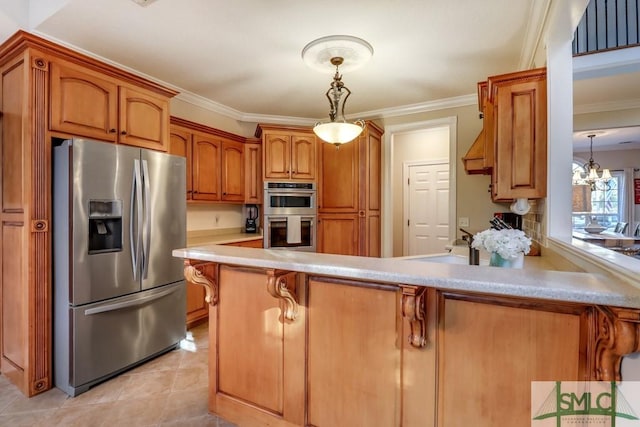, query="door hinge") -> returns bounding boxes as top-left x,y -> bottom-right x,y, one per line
407,178 -> 410,186
407,219 -> 410,226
